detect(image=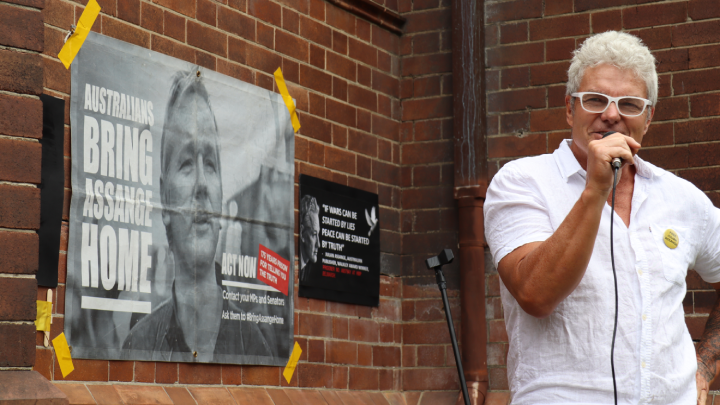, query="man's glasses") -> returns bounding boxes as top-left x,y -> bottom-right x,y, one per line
571,92 -> 652,117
